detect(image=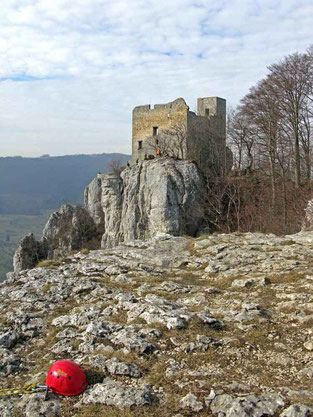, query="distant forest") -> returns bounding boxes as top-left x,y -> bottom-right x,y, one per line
0,153 -> 130,215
